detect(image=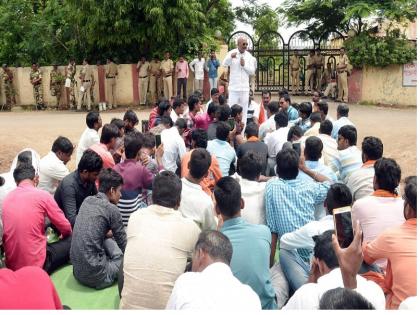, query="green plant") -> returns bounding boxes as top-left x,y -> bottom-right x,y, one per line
344,31 -> 416,67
